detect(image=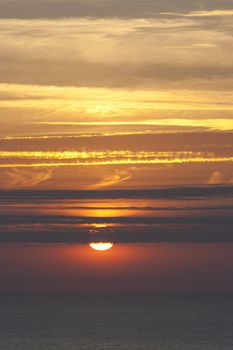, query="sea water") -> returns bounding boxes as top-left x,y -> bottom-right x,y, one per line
0,293 -> 233,350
